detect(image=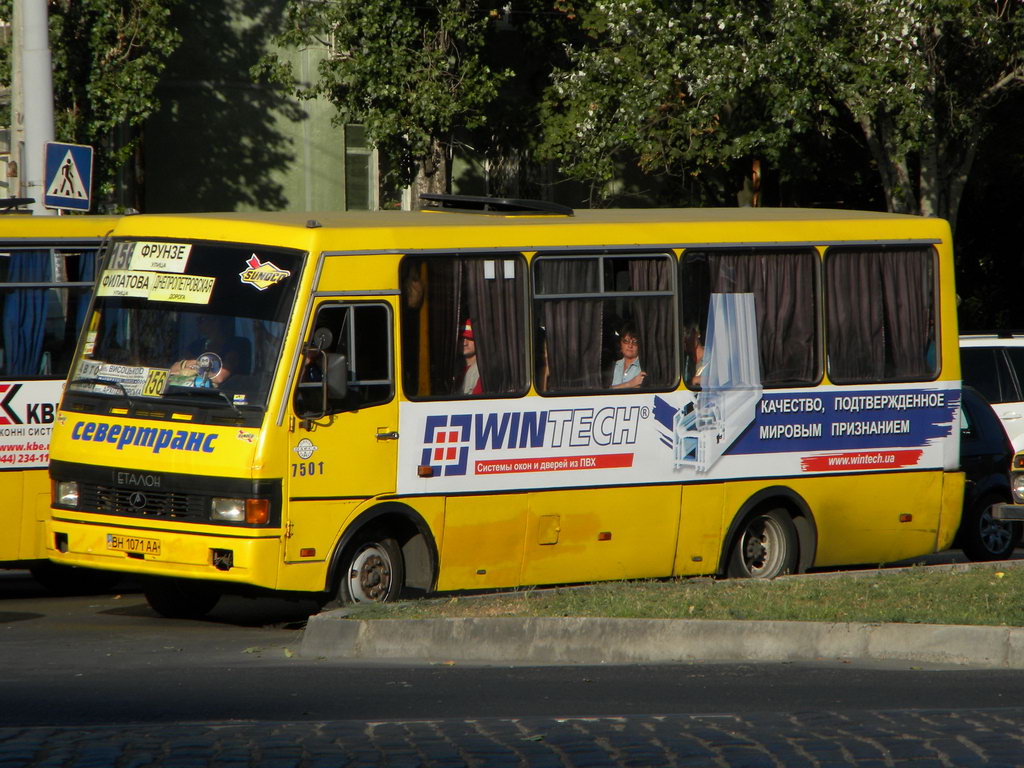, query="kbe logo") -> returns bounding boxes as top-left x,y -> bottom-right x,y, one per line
0,384 -> 55,426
